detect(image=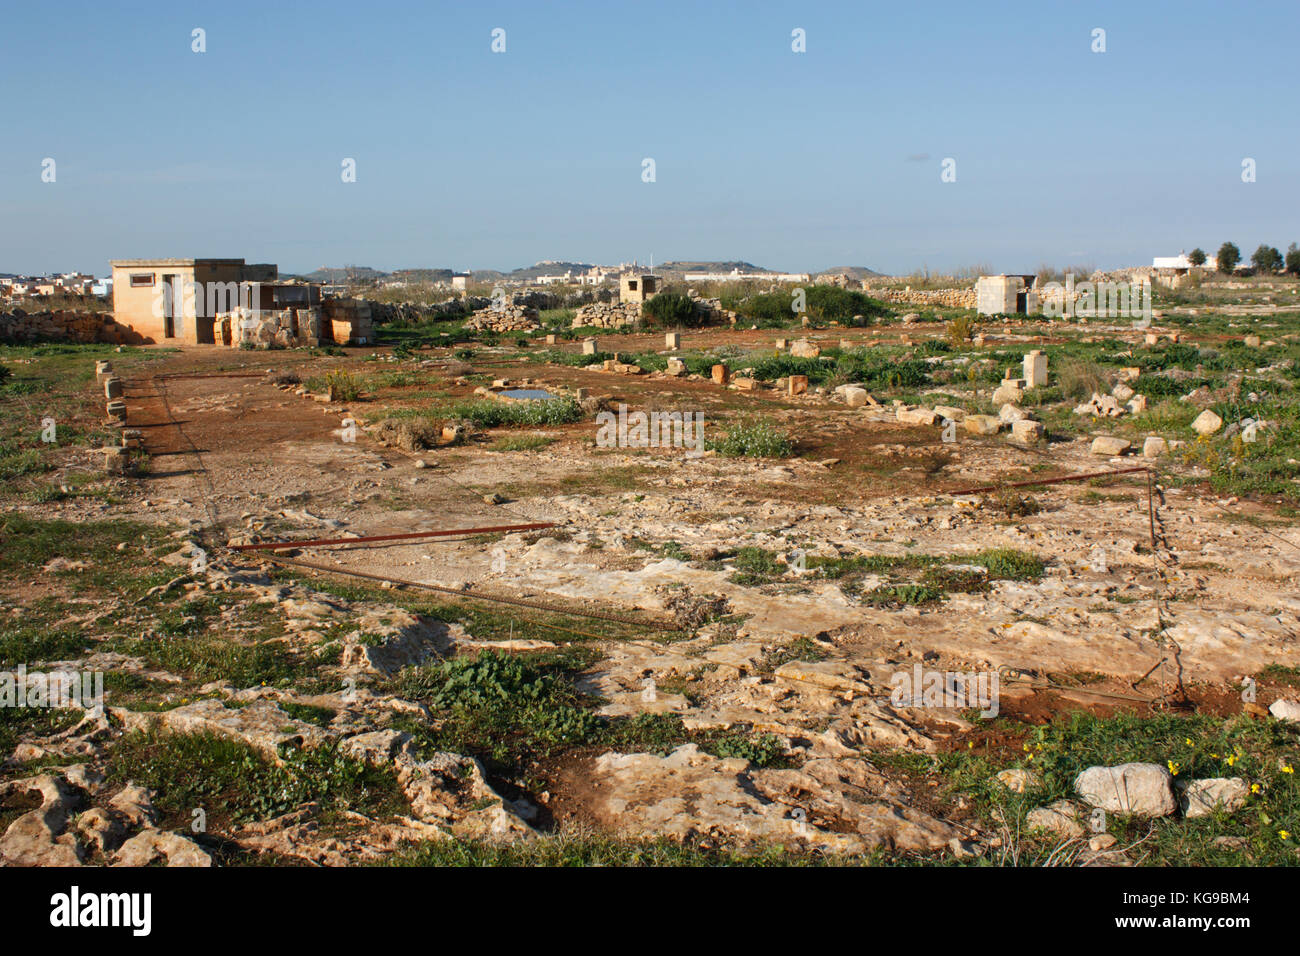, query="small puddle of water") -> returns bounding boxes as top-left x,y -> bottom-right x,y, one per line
499,388 -> 559,400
